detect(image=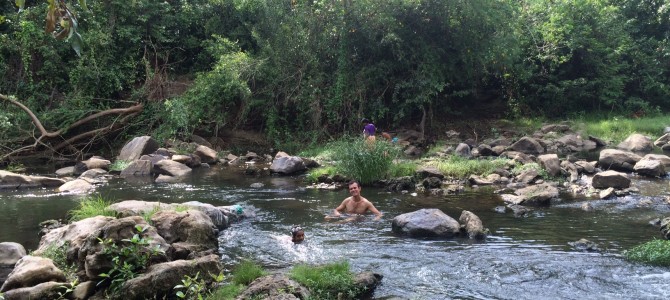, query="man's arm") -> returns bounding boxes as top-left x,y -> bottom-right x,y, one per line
332,199 -> 349,217
367,202 -> 382,220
